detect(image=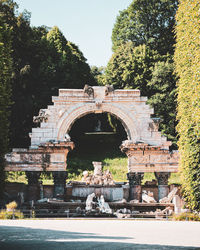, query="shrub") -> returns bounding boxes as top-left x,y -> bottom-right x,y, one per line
6,201 -> 17,211
173,212 -> 200,221
0,209 -> 24,219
